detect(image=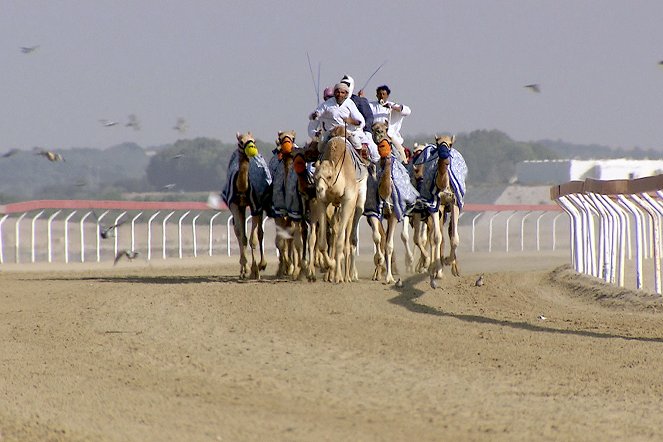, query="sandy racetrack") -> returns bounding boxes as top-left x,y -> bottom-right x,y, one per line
2,252 -> 663,441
